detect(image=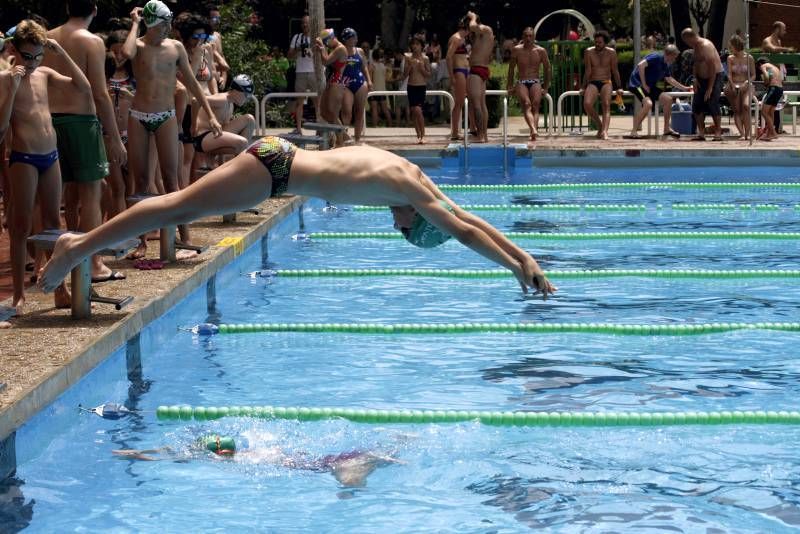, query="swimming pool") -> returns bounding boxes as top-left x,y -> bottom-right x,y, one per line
7,164 -> 800,531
